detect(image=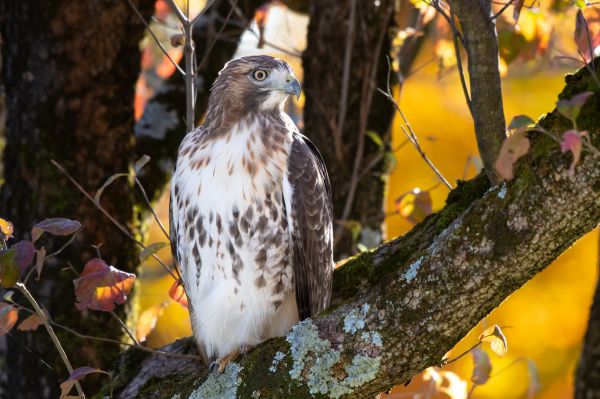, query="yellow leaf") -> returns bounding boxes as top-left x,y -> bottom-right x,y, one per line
479,324 -> 508,356
0,218 -> 14,239
136,303 -> 167,342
